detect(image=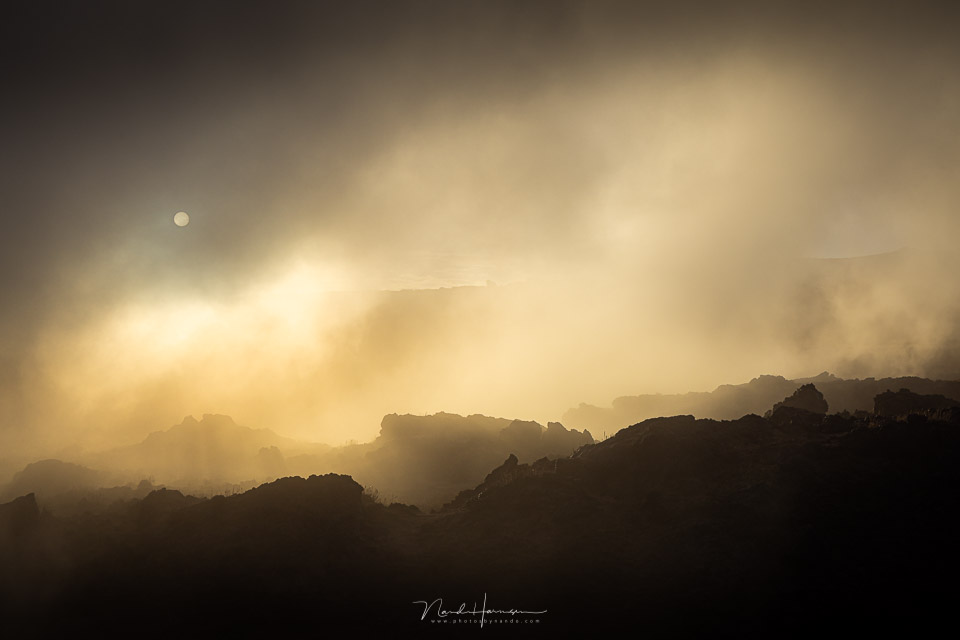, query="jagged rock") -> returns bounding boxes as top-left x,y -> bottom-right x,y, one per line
5,405 -> 960,635
765,384 -> 828,417
874,388 -> 960,419
565,373 -> 960,433
482,453 -> 520,485
542,421 -> 594,456
441,454 -> 532,510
